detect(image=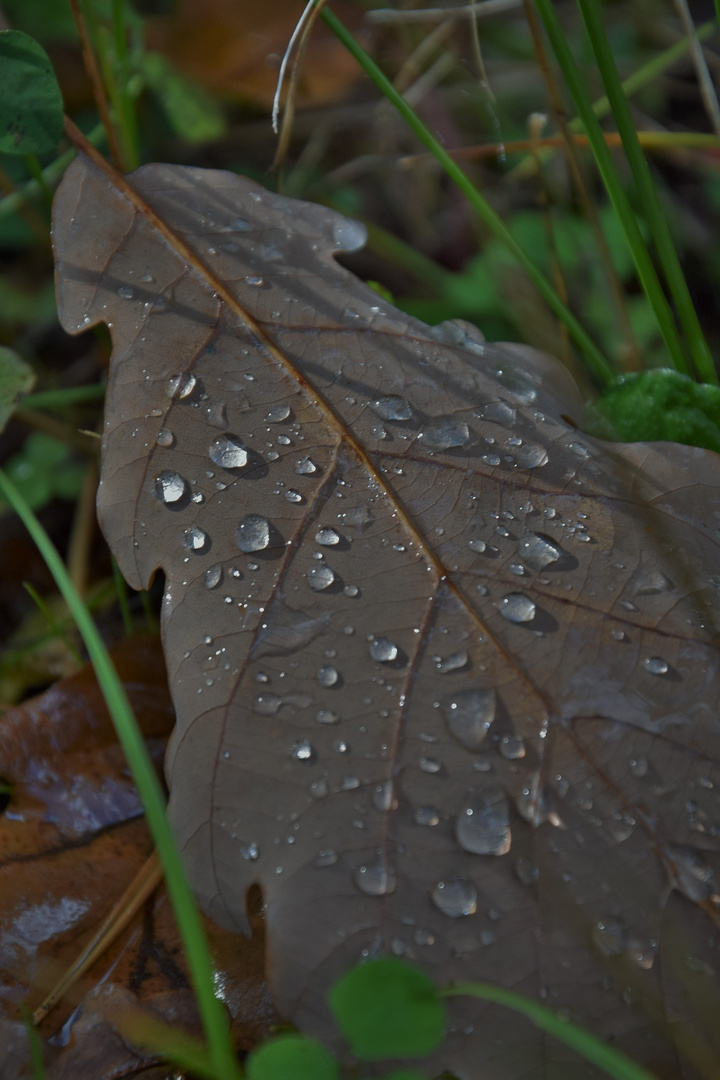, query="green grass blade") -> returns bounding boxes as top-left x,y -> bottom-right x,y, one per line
321,6 -> 615,387
532,0 -> 690,377
575,0 -> 716,384
443,983 -> 658,1080
0,467 -> 241,1080
20,384 -> 106,410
